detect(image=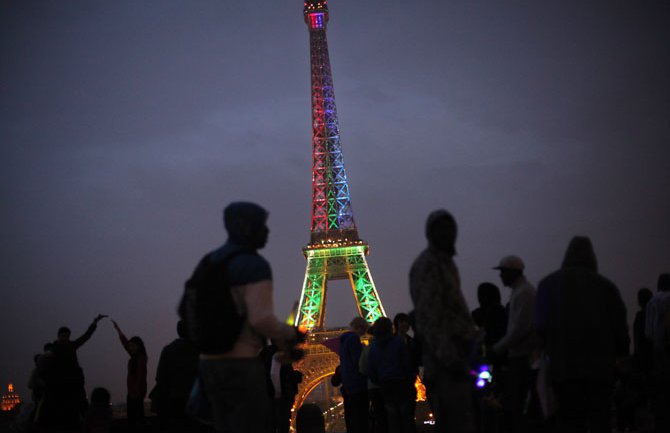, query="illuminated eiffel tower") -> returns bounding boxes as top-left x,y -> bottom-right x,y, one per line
296,0 -> 386,332
291,1 -> 386,427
